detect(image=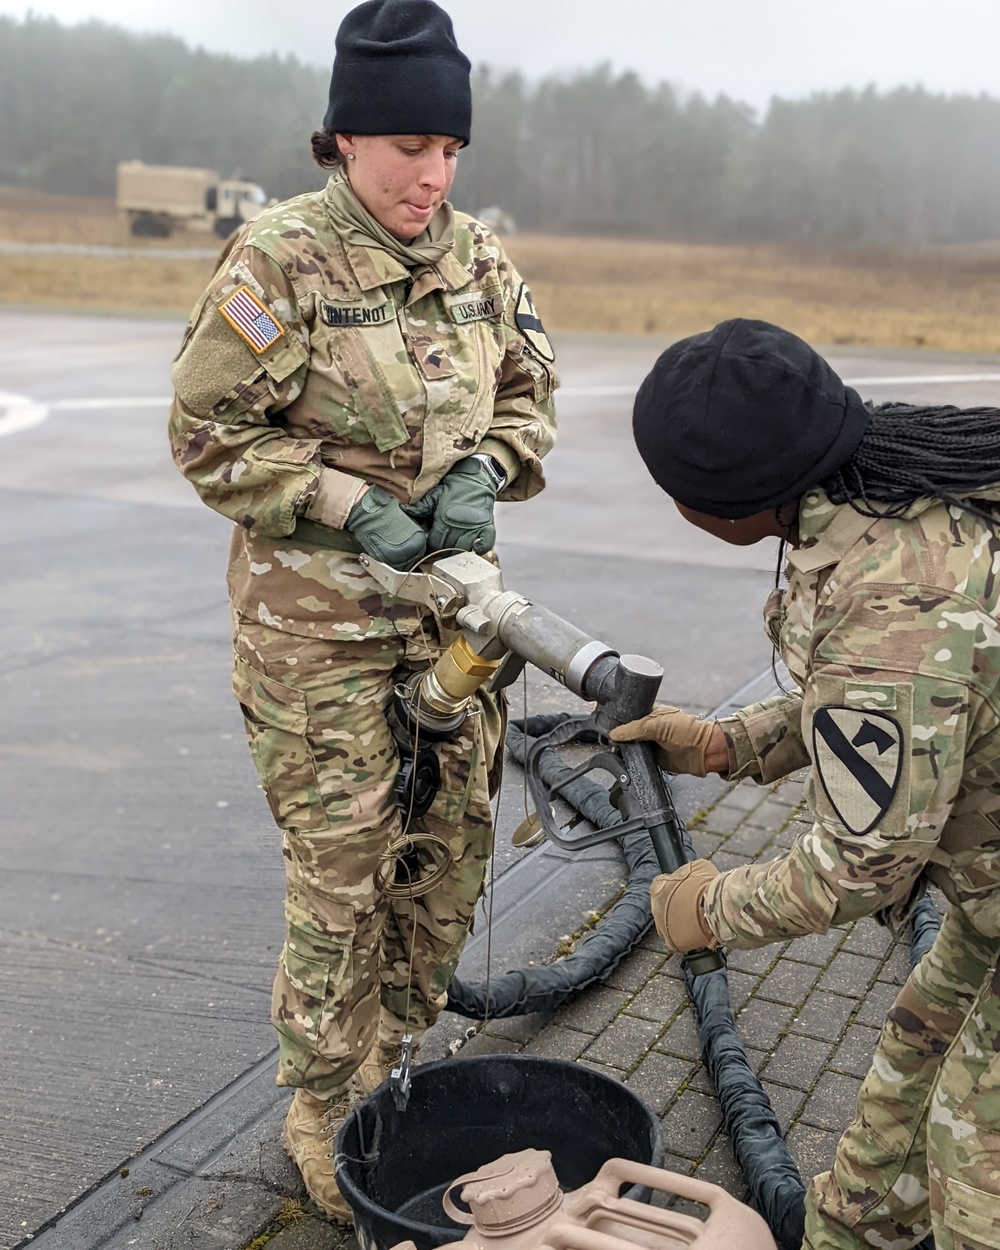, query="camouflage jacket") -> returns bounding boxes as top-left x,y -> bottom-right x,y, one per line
706,487 -> 1000,946
168,177 -> 557,641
